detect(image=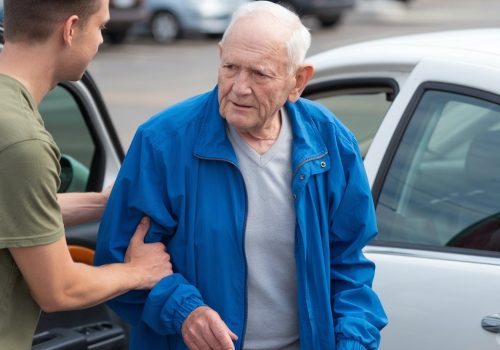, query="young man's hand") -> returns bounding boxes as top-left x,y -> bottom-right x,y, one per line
125,217 -> 173,289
